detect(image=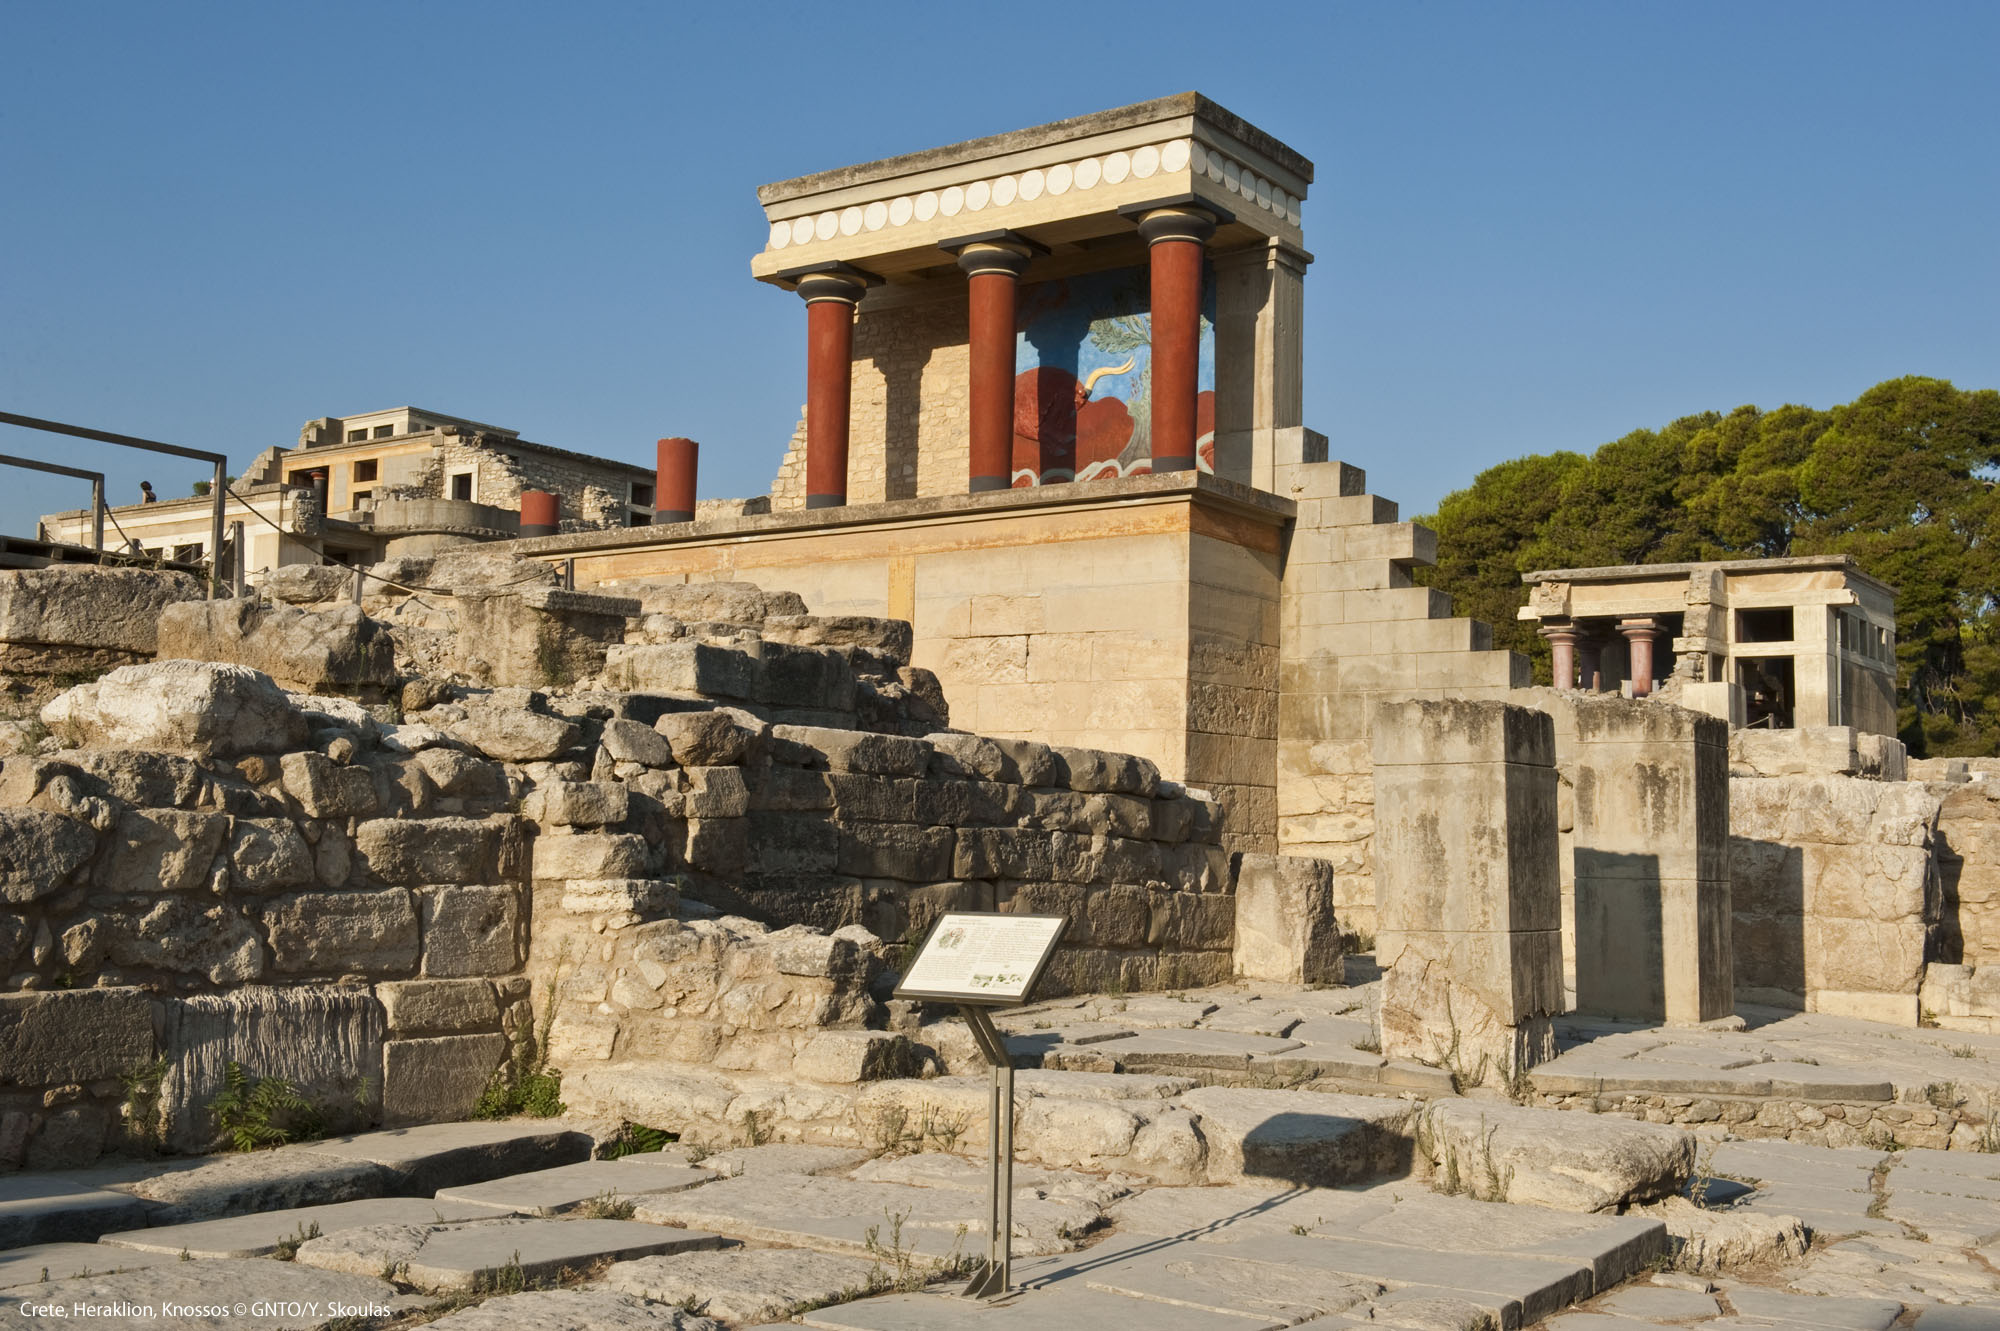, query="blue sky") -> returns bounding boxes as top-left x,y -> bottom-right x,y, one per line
3,1 -> 1994,534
